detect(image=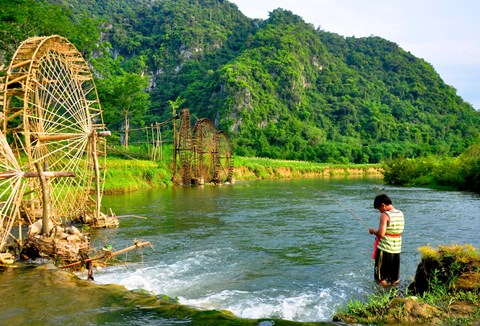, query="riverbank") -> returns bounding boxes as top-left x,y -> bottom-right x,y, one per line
334,244 -> 480,325
103,156 -> 383,194
382,144 -> 480,194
